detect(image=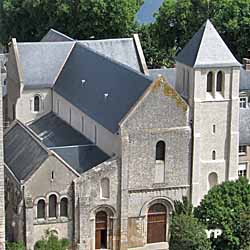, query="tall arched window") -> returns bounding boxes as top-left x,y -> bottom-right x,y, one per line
147,204 -> 167,243
101,178 -> 110,199
34,95 -> 40,112
212,150 -> 216,160
60,198 -> 68,217
37,200 -> 45,219
216,71 -> 223,92
49,195 -> 57,218
208,172 -> 218,189
156,141 -> 165,161
207,72 -> 213,92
